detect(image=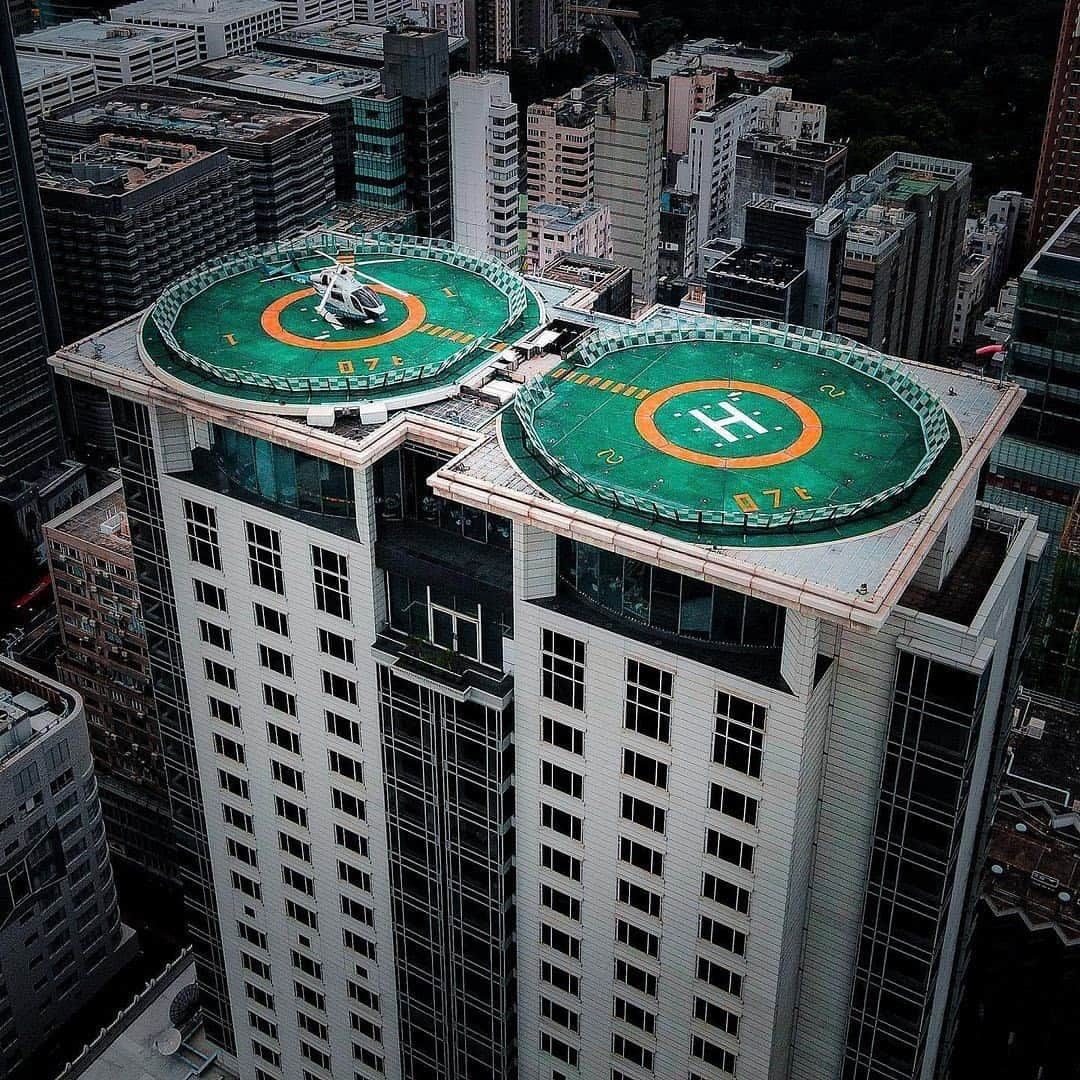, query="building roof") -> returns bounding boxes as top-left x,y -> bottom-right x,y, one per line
711,248 -> 804,286
171,50 -> 380,102
16,18 -> 193,52
260,19 -> 466,65
0,658 -> 77,767
47,85 -> 327,144
111,0 -> 281,26
15,52 -> 95,89
39,135 -> 218,196
528,202 -> 607,229
1006,689 -> 1080,809
44,482 -> 132,557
